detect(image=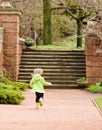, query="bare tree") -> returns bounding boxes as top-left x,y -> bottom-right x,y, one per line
51,0 -> 102,48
